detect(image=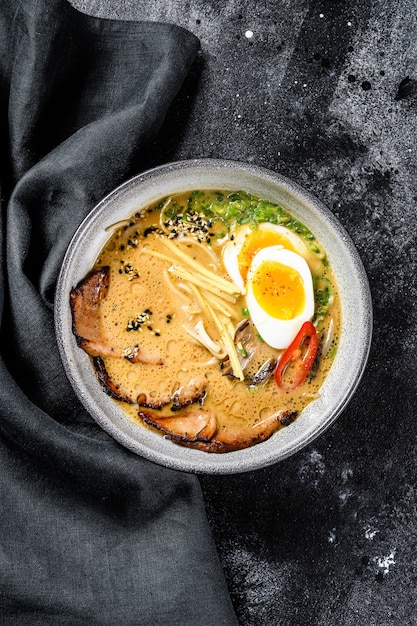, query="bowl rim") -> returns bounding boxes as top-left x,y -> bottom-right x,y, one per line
55,158 -> 373,474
